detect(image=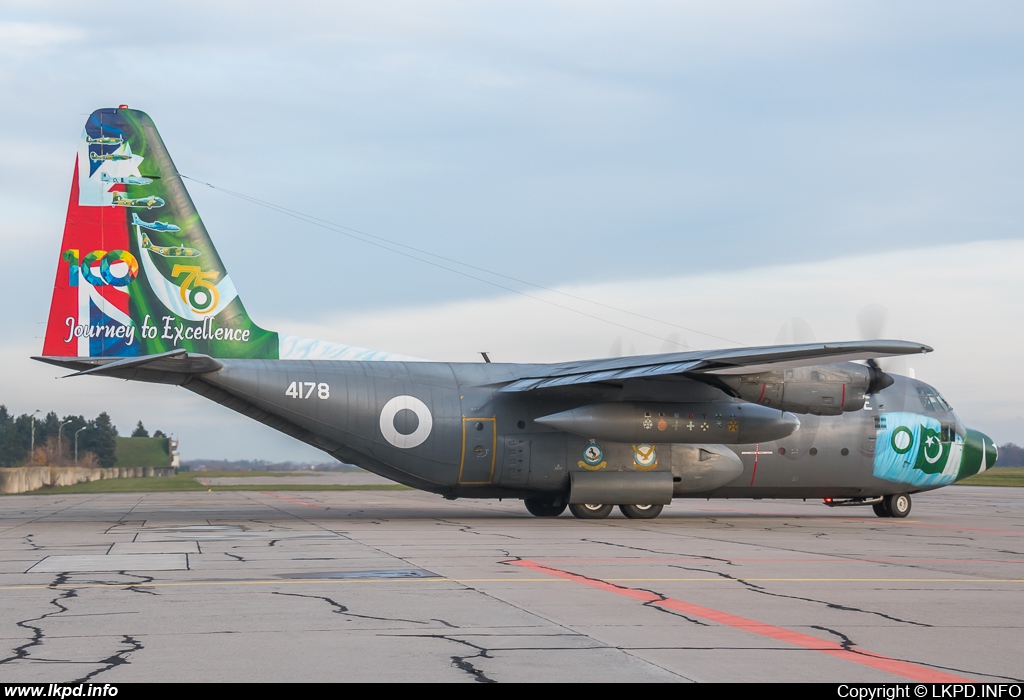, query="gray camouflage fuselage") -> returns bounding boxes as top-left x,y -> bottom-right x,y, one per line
158,359 -> 968,501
